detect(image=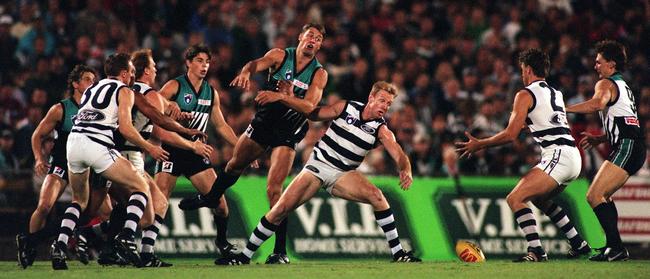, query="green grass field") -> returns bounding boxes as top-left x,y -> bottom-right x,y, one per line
1,259 -> 649,279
